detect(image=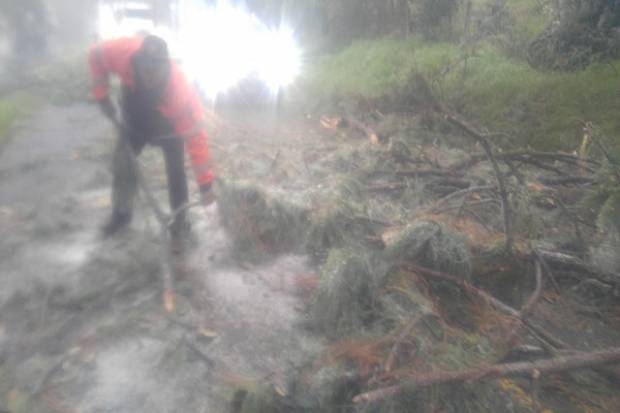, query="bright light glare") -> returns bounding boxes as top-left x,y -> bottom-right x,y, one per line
178,0 -> 302,99
97,0 -> 302,99
258,28 -> 301,93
